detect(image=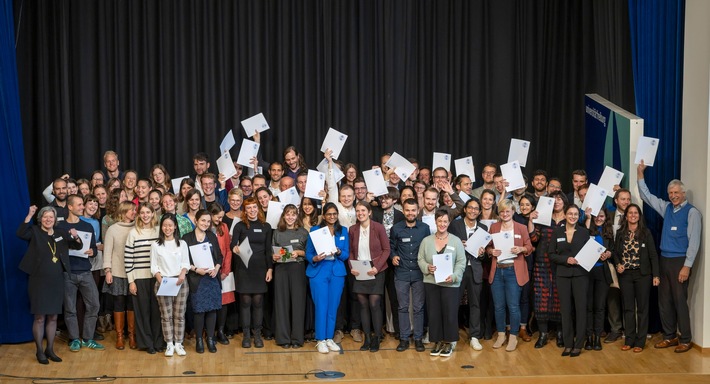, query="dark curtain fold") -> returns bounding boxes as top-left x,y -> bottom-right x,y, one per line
628,0 -> 685,238
1,0 -> 32,343
15,0 -> 635,204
